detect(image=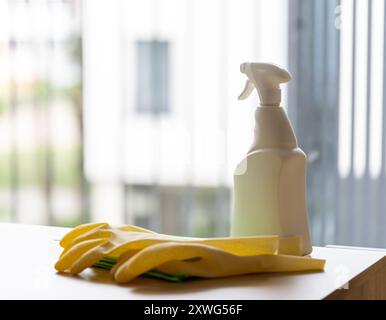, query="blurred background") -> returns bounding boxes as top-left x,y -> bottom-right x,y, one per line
0,0 -> 385,248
